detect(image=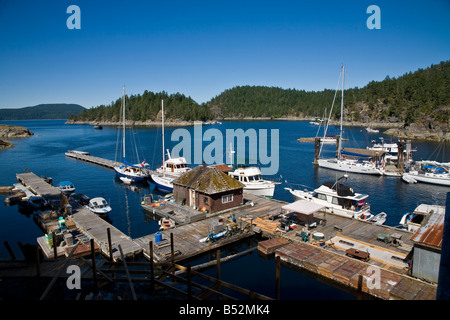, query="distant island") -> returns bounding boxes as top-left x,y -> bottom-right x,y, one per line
68,60 -> 449,141
0,124 -> 34,150
0,104 -> 85,120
